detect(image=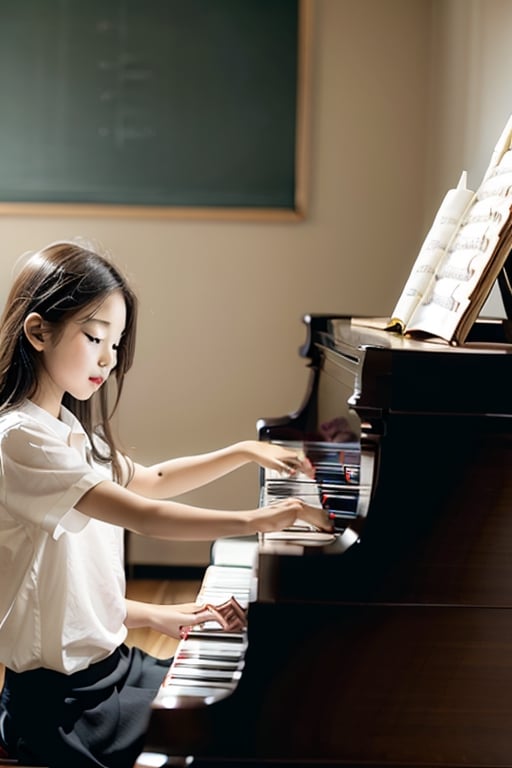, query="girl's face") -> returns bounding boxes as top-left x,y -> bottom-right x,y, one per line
30,290 -> 127,417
